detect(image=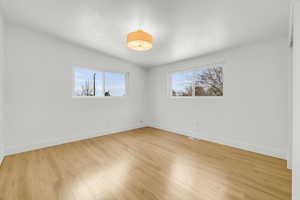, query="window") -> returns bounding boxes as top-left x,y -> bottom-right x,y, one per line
171,71 -> 193,96
104,72 -> 126,96
170,65 -> 223,97
73,68 -> 127,97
